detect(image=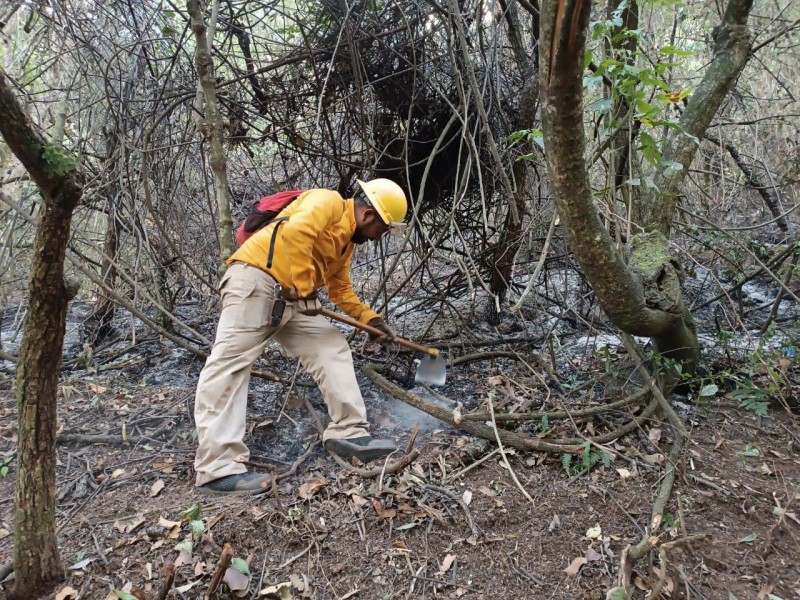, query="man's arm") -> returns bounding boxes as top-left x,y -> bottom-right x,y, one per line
282,190 -> 343,297
326,253 -> 380,324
